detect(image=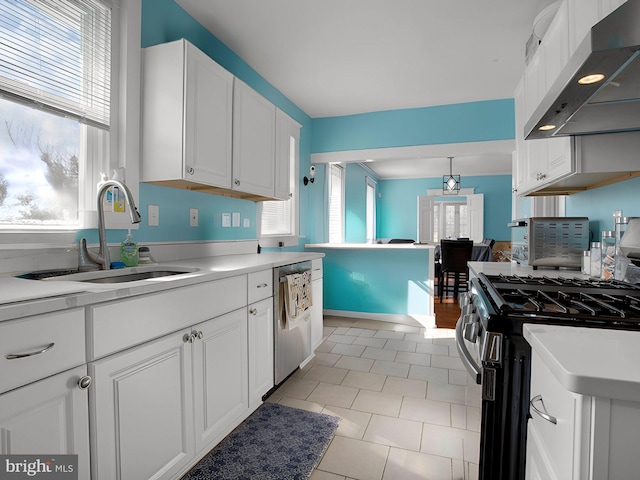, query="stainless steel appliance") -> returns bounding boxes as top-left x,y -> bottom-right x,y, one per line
509,217 -> 589,269
456,273 -> 640,480
273,261 -> 312,385
526,0 -> 640,139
